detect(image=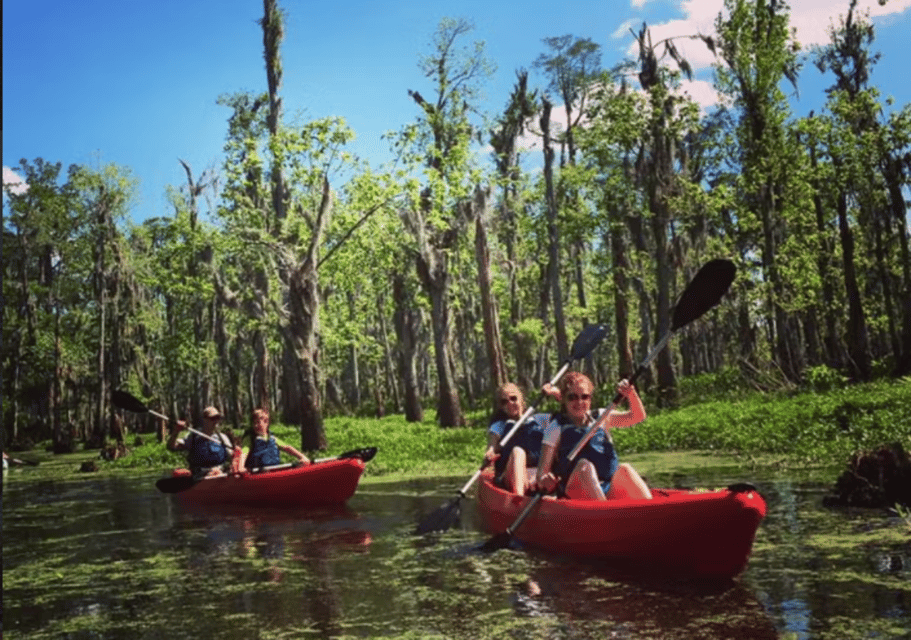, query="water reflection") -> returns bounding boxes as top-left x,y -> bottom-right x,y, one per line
509,561 -> 780,640
3,467 -> 909,639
